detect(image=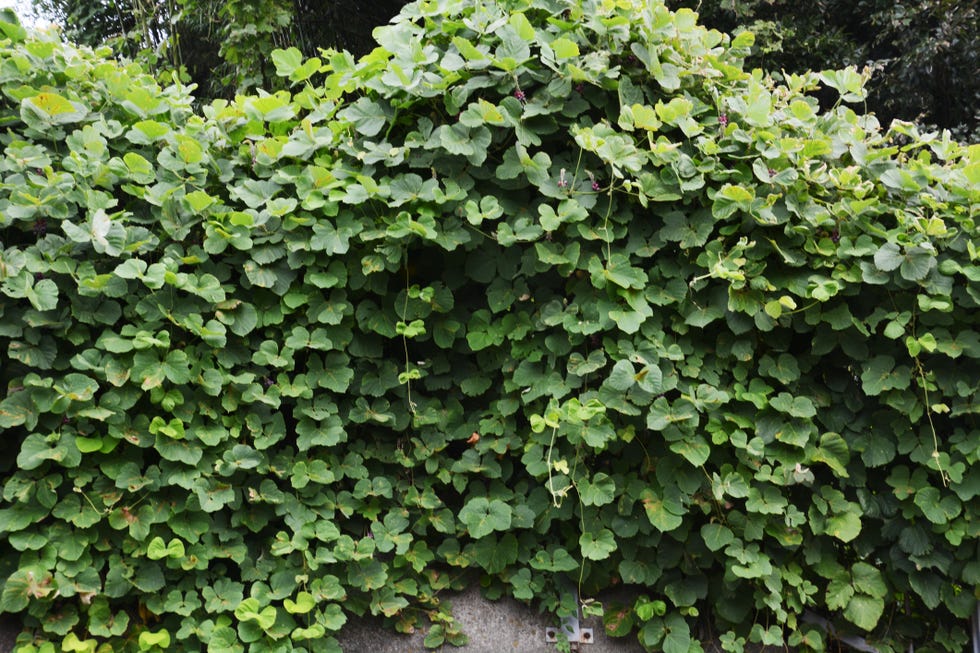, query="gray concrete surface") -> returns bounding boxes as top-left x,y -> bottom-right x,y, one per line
0,588 -> 646,653
7,589 -> 896,652
335,585 -> 647,653
2,585 -> 975,652
0,616 -> 15,653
